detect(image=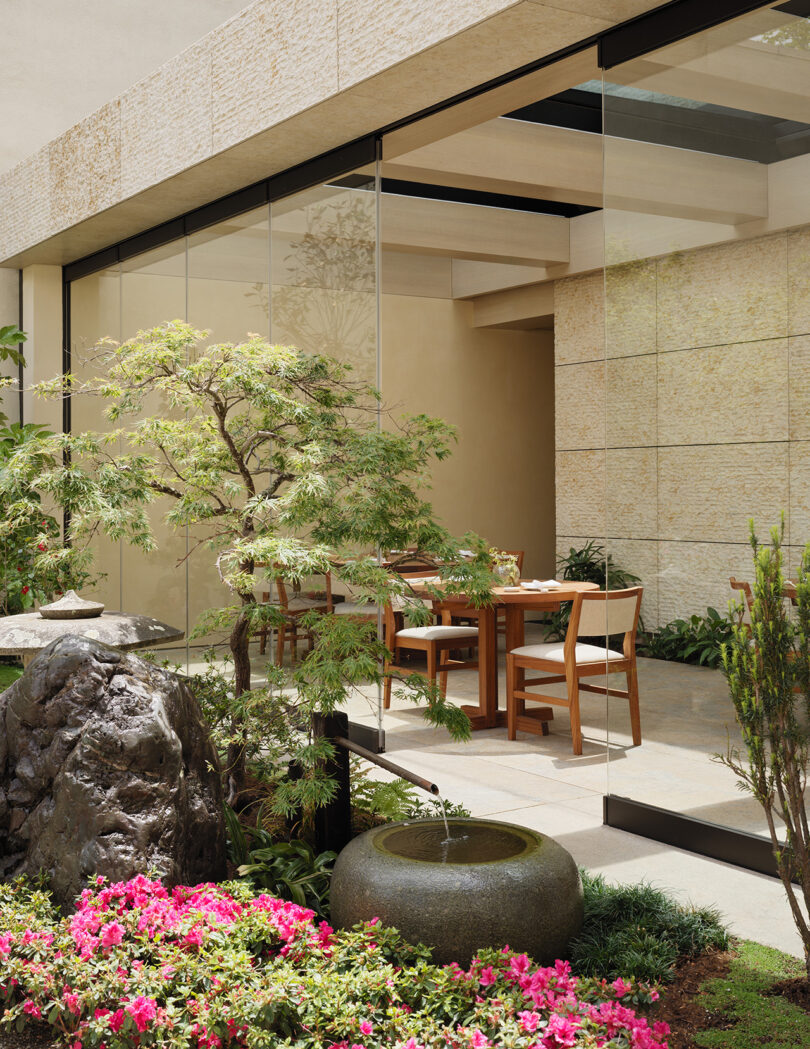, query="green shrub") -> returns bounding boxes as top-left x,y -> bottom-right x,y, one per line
569,870 -> 729,983
641,606 -> 733,668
